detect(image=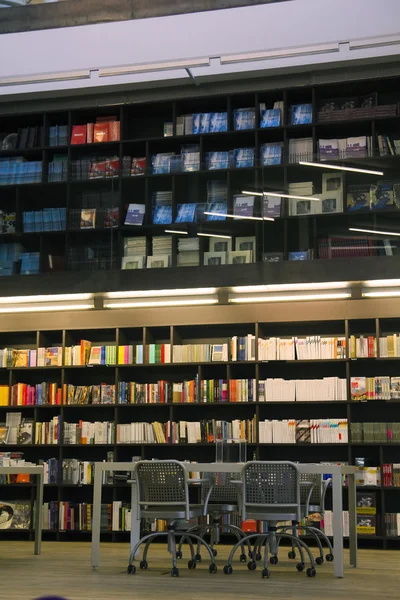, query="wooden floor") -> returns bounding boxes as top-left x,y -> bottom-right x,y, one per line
1,542 -> 399,600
